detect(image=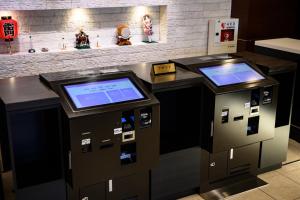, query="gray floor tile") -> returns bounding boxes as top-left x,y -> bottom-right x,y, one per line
259,173 -> 300,200
277,161 -> 300,174
225,189 -> 274,200
178,194 -> 205,200
279,168 -> 300,185
283,139 -> 300,164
